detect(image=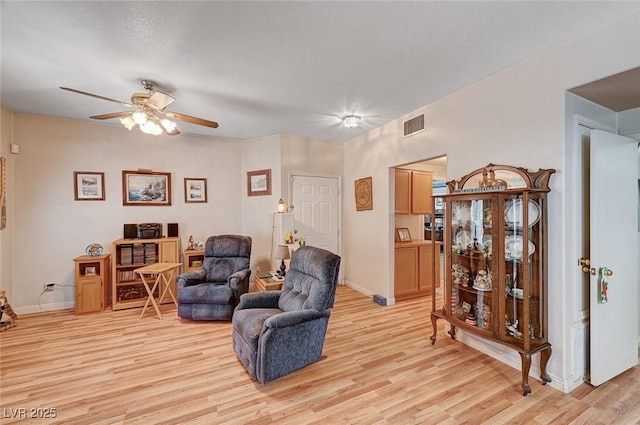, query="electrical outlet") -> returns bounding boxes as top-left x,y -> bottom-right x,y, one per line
44,282 -> 55,292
